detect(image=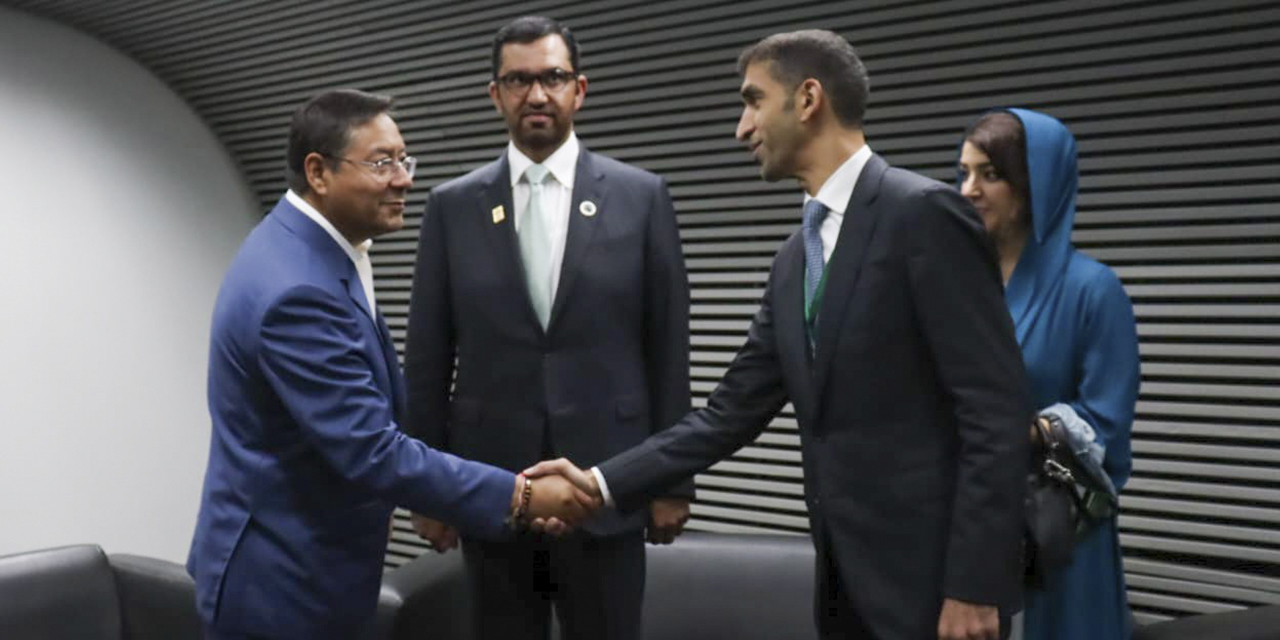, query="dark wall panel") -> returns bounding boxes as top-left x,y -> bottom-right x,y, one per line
11,0 -> 1278,624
